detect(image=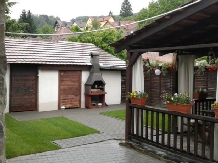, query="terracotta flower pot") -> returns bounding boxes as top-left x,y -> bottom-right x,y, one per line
166,102 -> 193,114
130,98 -> 147,106
194,93 -> 207,100
212,108 -> 218,119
